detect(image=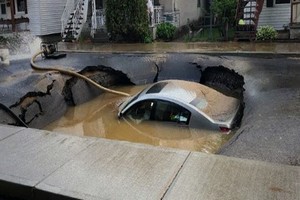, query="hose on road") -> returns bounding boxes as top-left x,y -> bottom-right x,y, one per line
31,51 -> 131,97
